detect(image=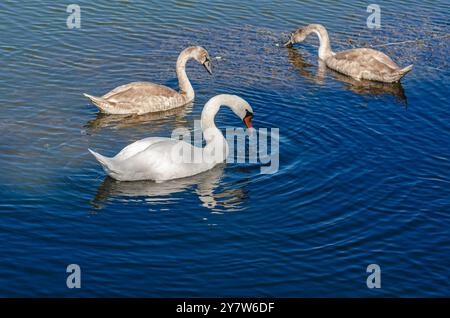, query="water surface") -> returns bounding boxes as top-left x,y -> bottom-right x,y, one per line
0,0 -> 449,296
